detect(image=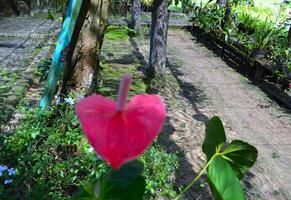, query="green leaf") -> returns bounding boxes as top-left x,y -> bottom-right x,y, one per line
97,160 -> 146,200
222,140 -> 258,179
208,156 -> 246,200
31,130 -> 40,139
72,182 -> 98,200
202,116 -> 226,161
